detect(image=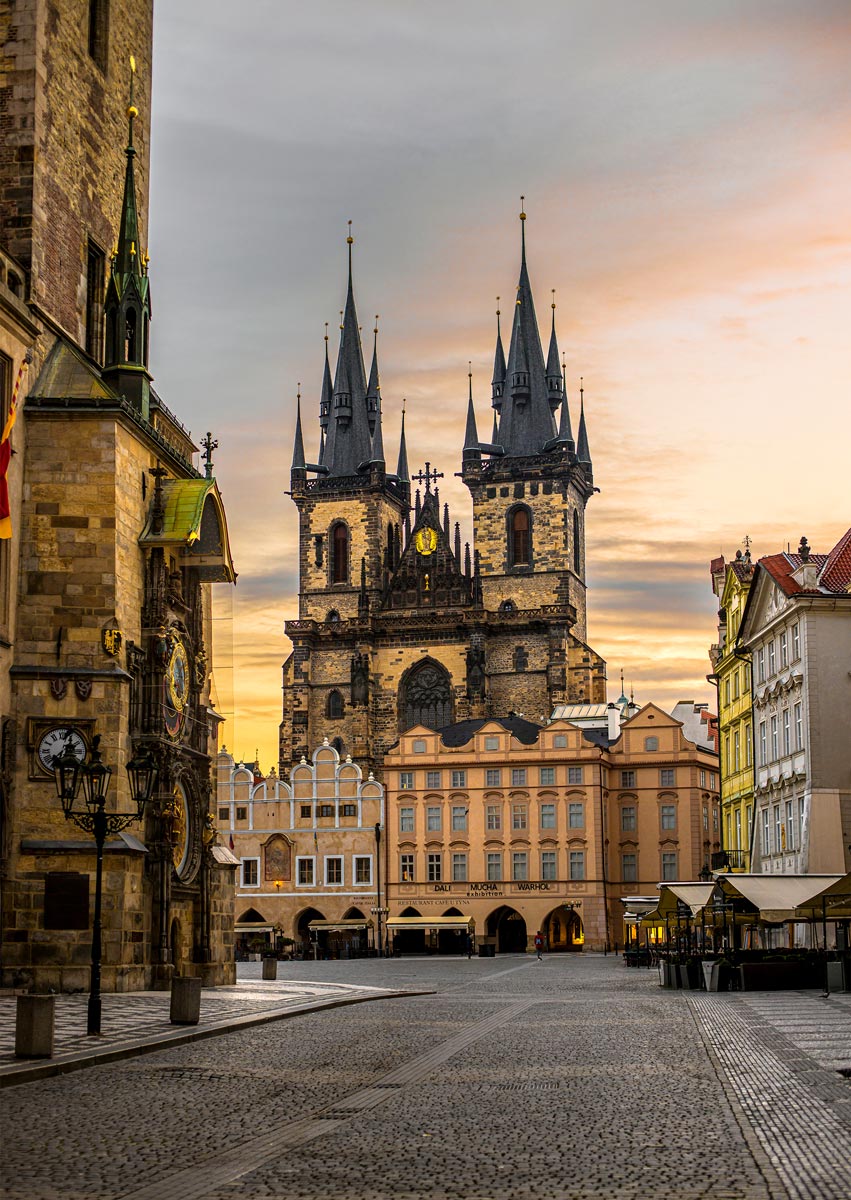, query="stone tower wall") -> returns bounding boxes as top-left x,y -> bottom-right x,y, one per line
0,0 -> 154,345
